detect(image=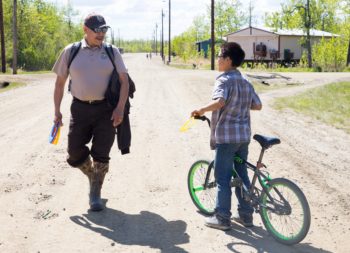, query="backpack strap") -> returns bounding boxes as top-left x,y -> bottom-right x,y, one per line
67,41 -> 82,92
103,43 -> 136,99
103,43 -> 117,71
68,41 -> 82,70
